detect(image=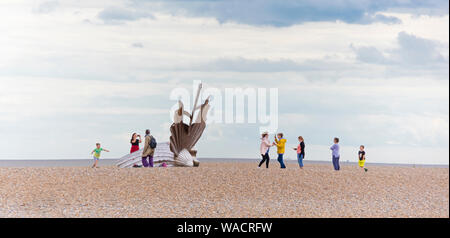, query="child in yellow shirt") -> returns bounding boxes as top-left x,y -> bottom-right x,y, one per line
358,145 -> 368,172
